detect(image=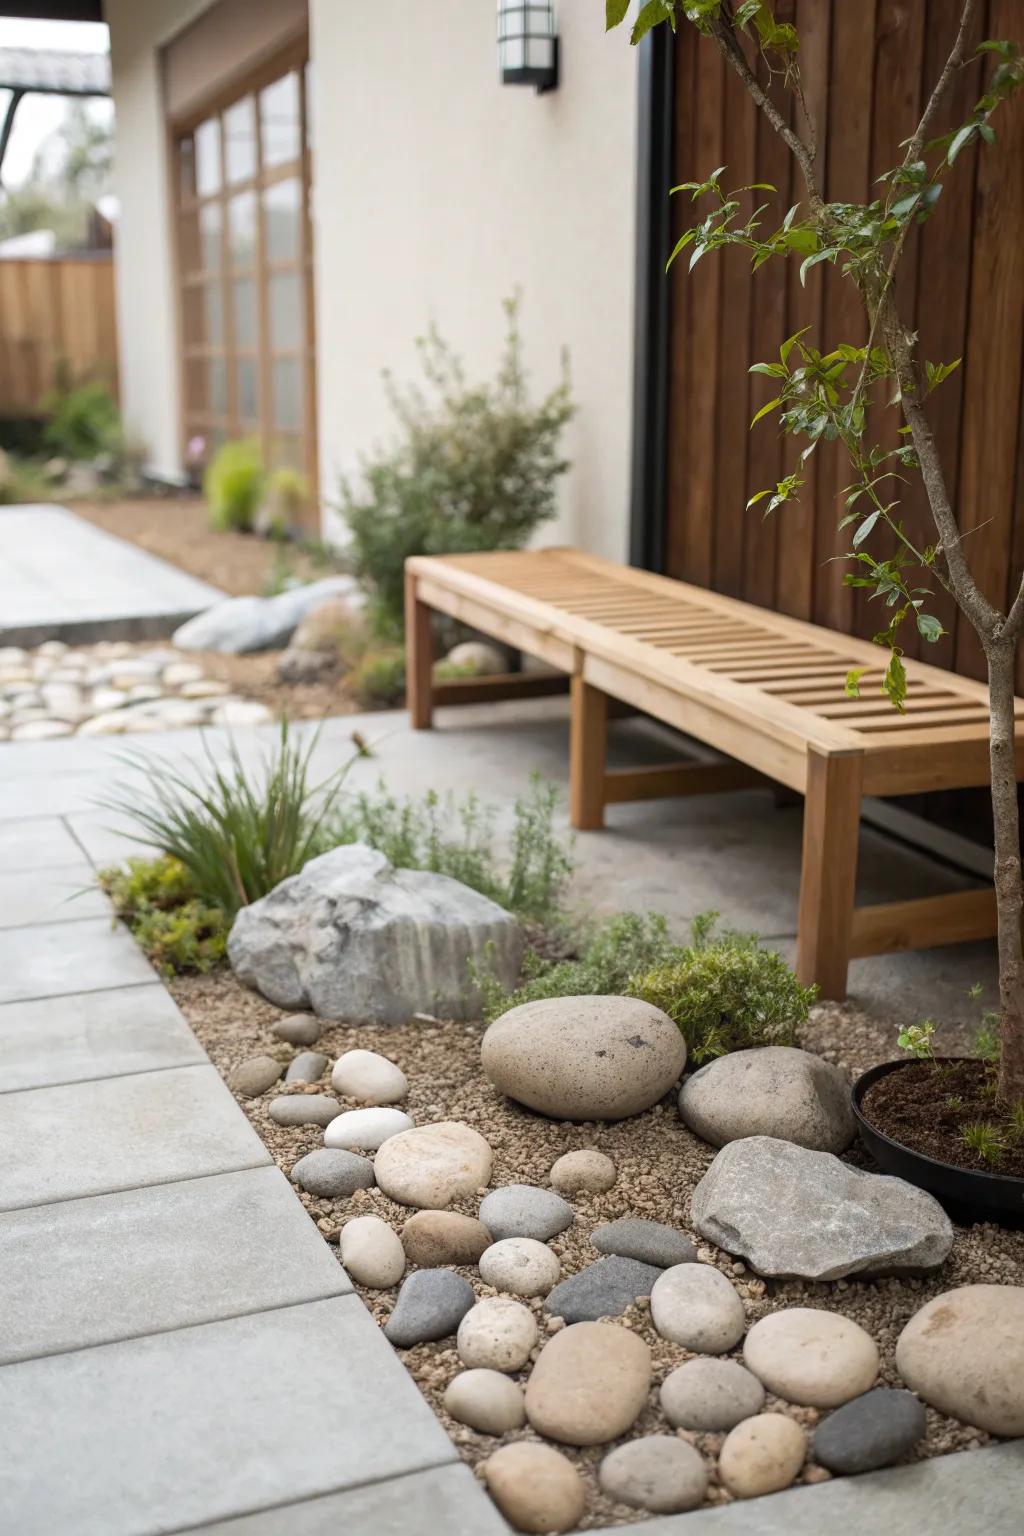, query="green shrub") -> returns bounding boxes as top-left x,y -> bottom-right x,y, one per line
101,723 -> 357,919
329,775 -> 572,922
631,924 -> 817,1064
98,855 -> 227,975
339,293 -> 574,639
43,379 -> 122,461
349,646 -> 406,707
205,439 -> 265,532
